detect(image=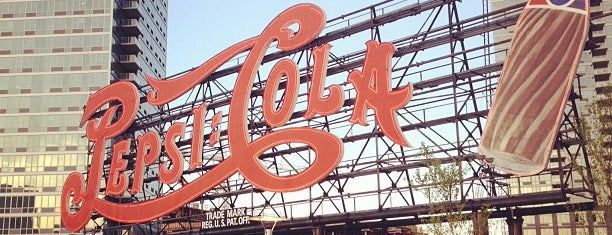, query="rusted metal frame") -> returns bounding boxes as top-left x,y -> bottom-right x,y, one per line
278,192 -> 290,218
124,16 -> 512,139
213,181 -> 253,210
270,50 -> 306,113
400,6 -> 514,49
163,178 -> 183,196
462,159 -> 488,198
116,0 -> 511,134
202,191 -> 231,210
204,80 -> 214,103
402,147 -> 418,206
189,79 -> 205,112
444,1 -> 469,204
206,197 -> 223,211
319,115 -> 334,132
375,137 -> 383,210
336,131 -> 375,199
462,169 -> 479,200
447,1 -> 494,201
193,154 -> 481,214
451,41 -> 485,147
377,134 -> 403,163
330,153 -> 479,185
376,136 -> 413,208
392,10 -> 519,56
313,0 -> 461,50
404,81 -> 495,124
556,108 -> 574,193
344,126 -> 378,173
189,190 -> 572,235
394,40 -> 510,93
158,218 -> 185,235
558,96 -> 595,199
393,5 -> 444,87
558,104 -> 580,147
93,1 -> 544,230
132,223 -> 162,235
369,6 -> 382,42
311,127 -> 377,214
462,158 -> 496,198
456,119 -> 482,153
394,75 -> 495,151
251,69 -> 263,92
483,163 -> 502,197
397,109 -> 458,156
252,191 -> 278,214
261,180 -> 415,216
318,168 -> 354,214
219,181 -> 239,209
326,51 -> 354,74
272,152 -> 306,174
272,202 -> 597,234
84,216 -> 106,233
379,170 -> 411,208
210,79 -> 232,100
573,141 -> 594,198
326,0 -> 393,24
168,81 -> 203,133
333,169 -> 349,214
146,104 -> 496,182
178,83 -> 206,166
217,189 -> 239,209
265,151 -> 291,217
254,192 -> 287,218
396,146 -> 415,205
317,181 -> 345,214
461,158 -> 502,199
309,181 -> 342,215
247,101 -> 266,152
